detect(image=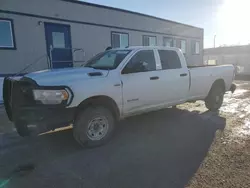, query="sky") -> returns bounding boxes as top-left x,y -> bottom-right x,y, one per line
83,0 -> 250,48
